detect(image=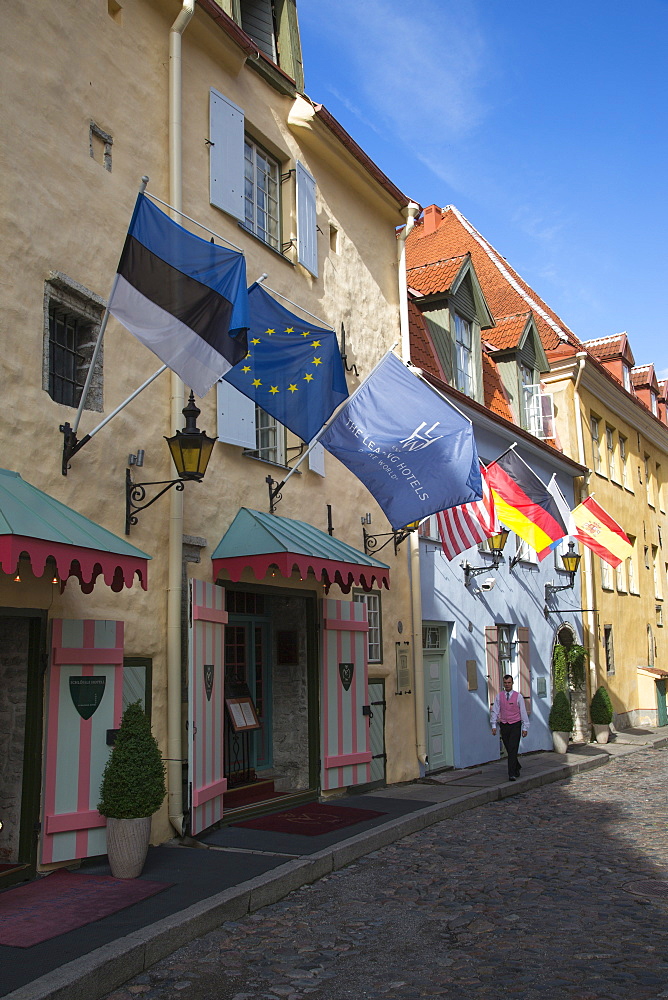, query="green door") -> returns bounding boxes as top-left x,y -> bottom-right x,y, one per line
657,679 -> 668,728
423,624 -> 453,772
